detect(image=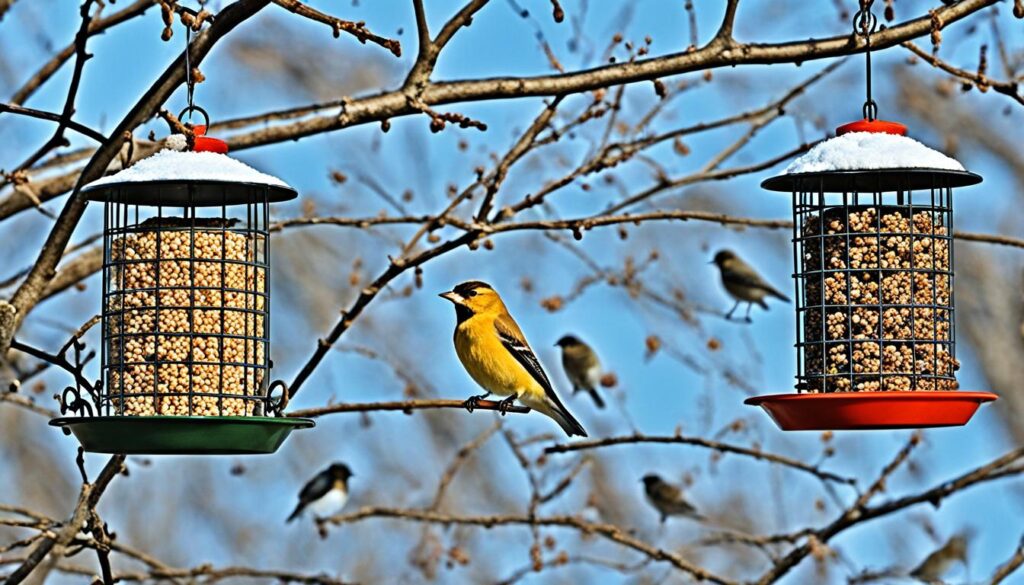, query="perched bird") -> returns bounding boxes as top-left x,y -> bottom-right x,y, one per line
642,474 -> 704,524
711,249 -> 790,322
440,281 -> 587,437
555,335 -> 606,409
910,535 -> 968,582
286,463 -> 353,523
